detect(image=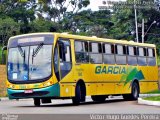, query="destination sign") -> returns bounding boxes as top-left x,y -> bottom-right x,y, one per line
18,37 -> 44,44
